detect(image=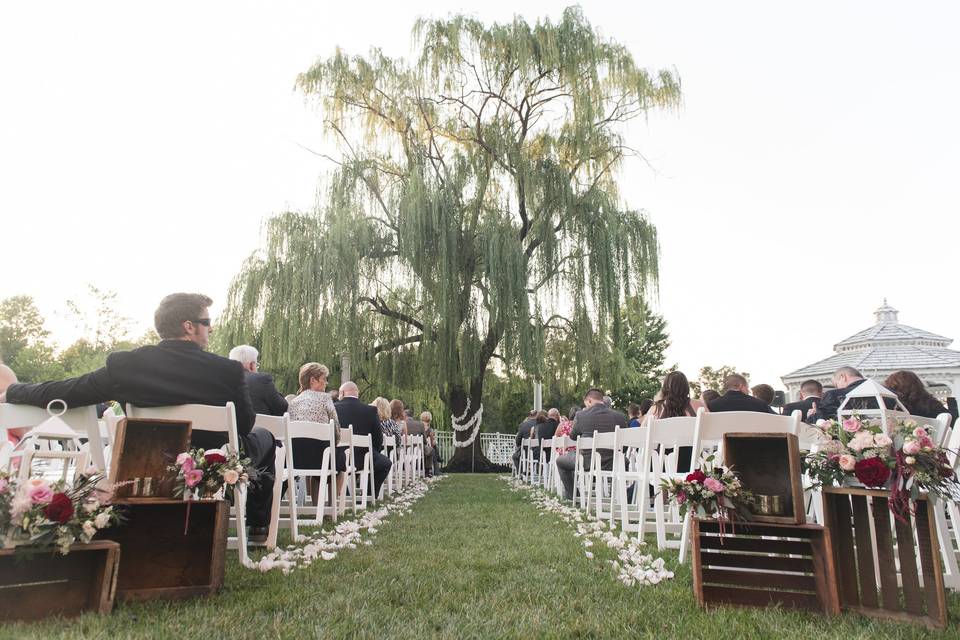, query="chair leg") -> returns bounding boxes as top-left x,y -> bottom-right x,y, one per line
266,447 -> 285,550
678,511 -> 691,564
934,504 -> 960,589
235,483 -> 252,568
